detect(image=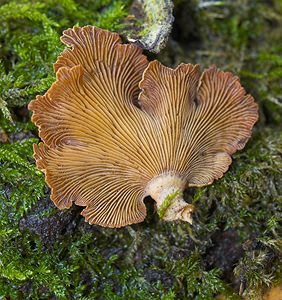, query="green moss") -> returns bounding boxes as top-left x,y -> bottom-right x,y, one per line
157,190 -> 181,219
0,138 -> 45,219
234,238 -> 282,300
0,128 -> 281,298
0,0 -> 130,113
167,251 -> 234,300
193,128 -> 282,296
196,128 -> 282,234
167,0 -> 282,125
